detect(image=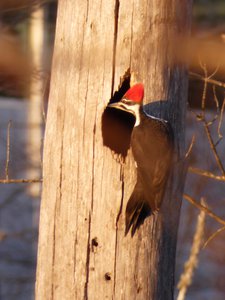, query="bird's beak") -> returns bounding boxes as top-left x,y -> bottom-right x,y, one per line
107,102 -> 129,113
107,102 -> 136,119
108,102 -> 123,108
